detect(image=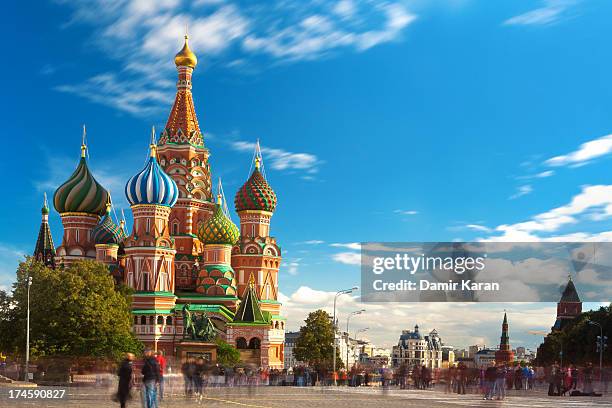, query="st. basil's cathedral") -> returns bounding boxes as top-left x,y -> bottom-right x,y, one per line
32,36 -> 285,368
